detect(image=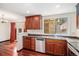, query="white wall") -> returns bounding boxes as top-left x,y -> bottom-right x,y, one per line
0,23 -> 10,41
0,9 -> 24,42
